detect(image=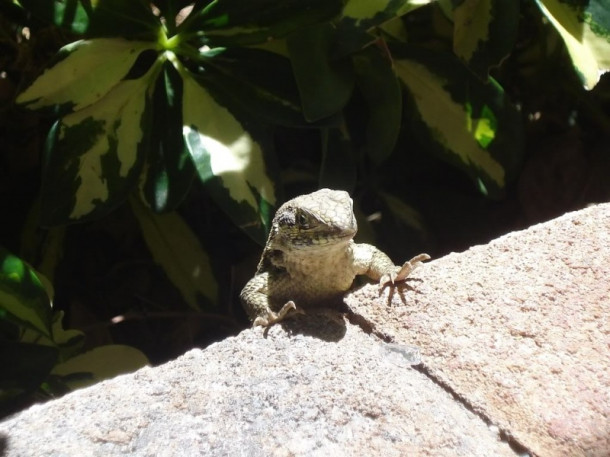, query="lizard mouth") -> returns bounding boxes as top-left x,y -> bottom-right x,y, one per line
319,225 -> 356,244
291,227 -> 355,249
